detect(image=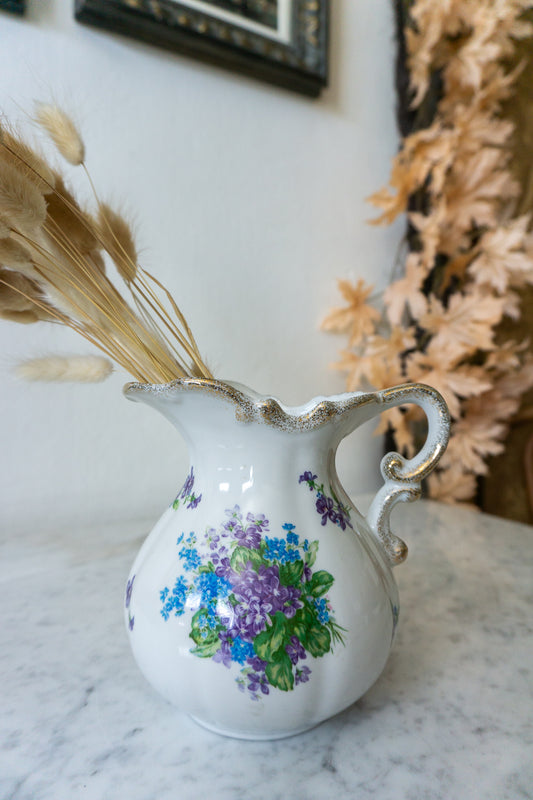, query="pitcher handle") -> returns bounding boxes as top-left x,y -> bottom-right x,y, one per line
365,383 -> 450,567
